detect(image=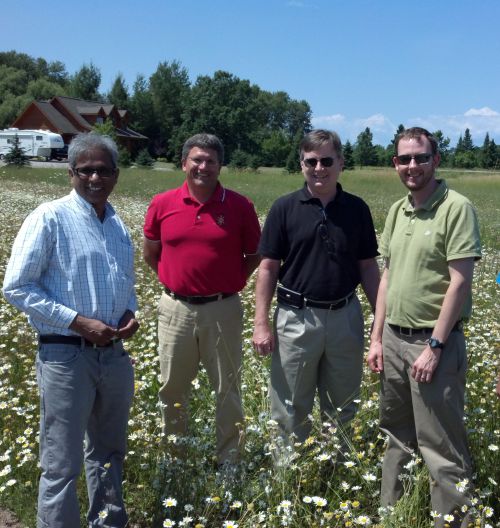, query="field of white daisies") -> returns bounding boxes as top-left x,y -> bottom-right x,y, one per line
0,166 -> 498,528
